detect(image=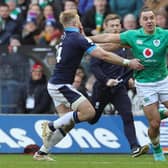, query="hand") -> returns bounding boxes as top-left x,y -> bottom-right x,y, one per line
106,79 -> 119,87
129,59 -> 144,70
